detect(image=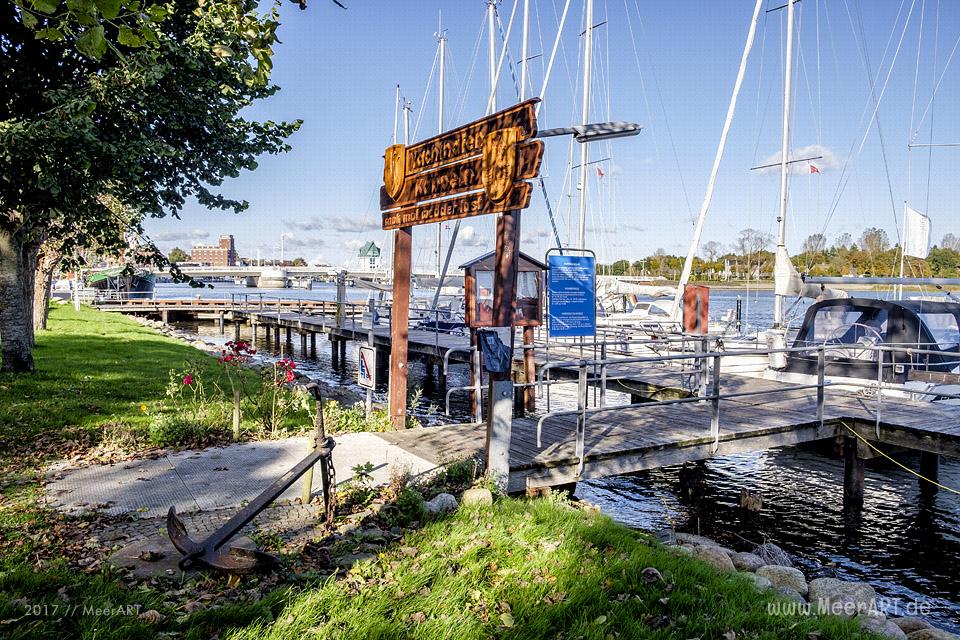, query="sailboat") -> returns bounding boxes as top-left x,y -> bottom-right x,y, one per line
708,0 -> 960,402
